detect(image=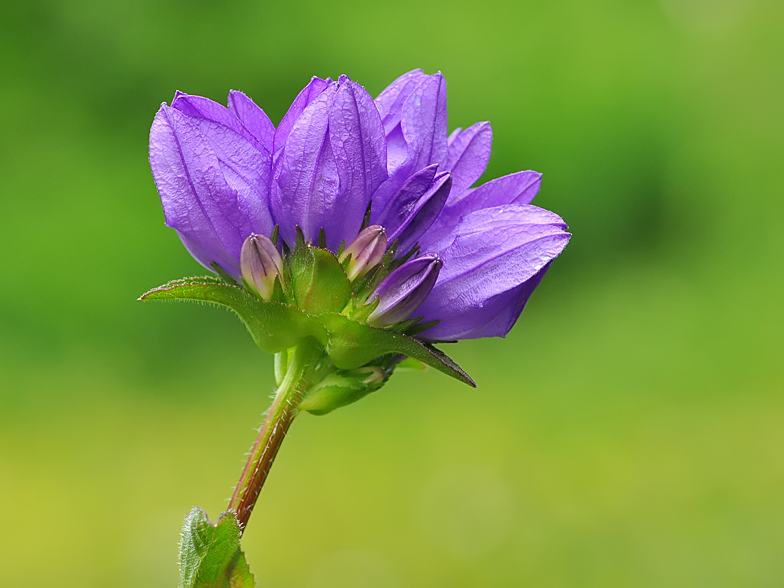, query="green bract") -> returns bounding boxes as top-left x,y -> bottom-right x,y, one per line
140,241 -> 474,415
